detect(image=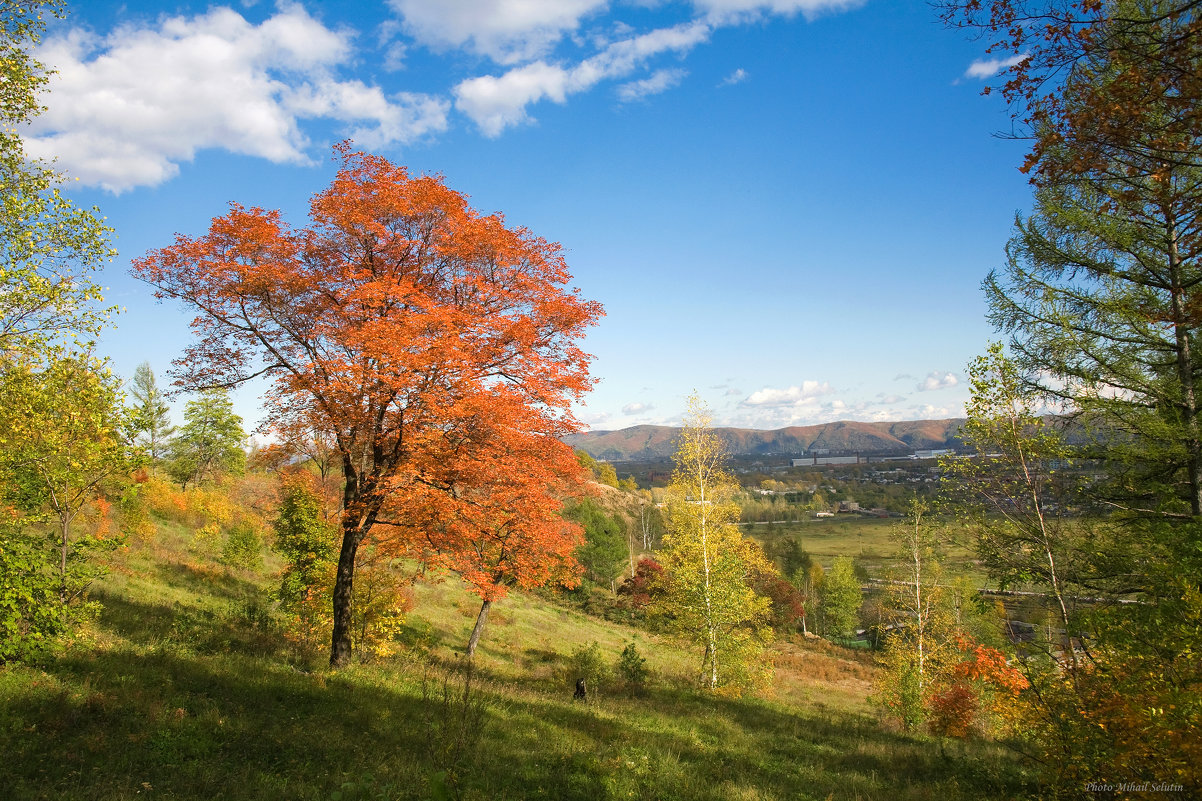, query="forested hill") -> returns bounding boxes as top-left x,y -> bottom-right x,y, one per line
565,419 -> 966,461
